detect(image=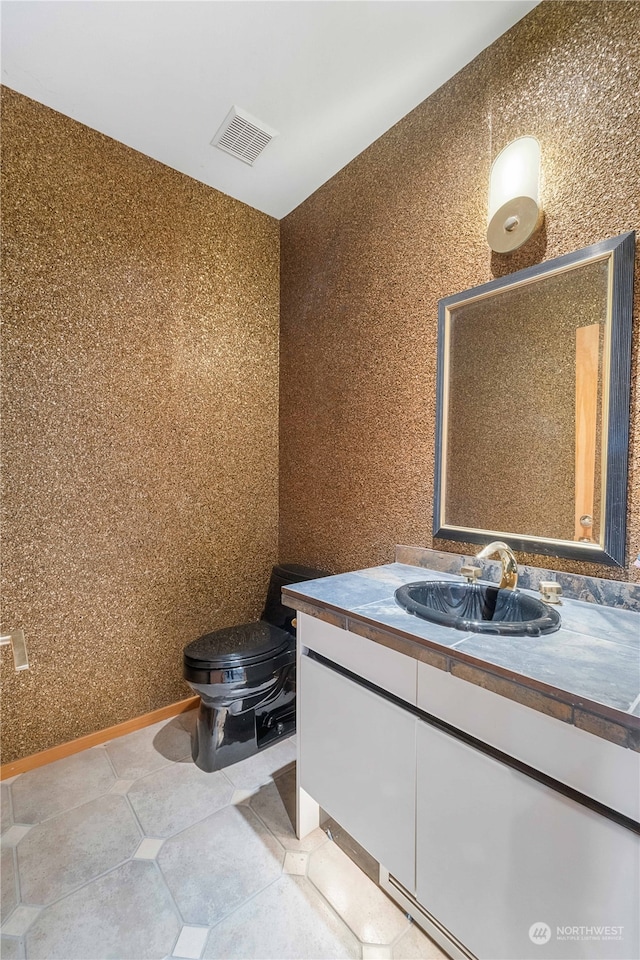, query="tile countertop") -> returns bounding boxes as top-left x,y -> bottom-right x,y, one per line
282,562 -> 640,752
